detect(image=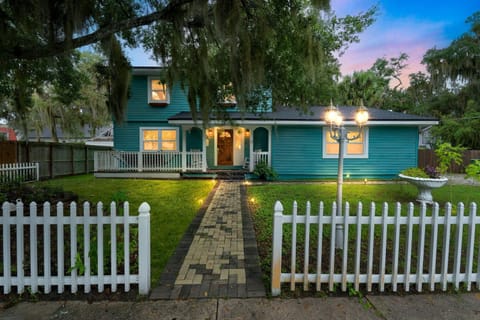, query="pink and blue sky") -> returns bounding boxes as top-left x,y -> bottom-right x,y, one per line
332,0 -> 478,86
126,1 -> 479,87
